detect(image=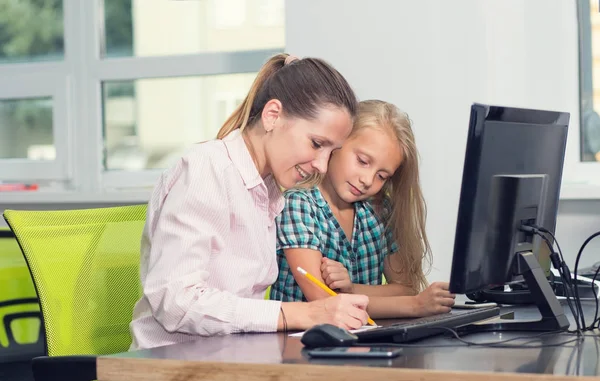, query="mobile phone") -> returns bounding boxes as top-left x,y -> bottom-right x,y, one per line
453,302 -> 498,309
306,346 -> 402,359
